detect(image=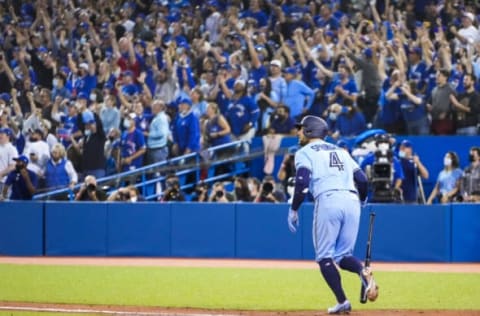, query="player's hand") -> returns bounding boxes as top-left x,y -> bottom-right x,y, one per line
288,208 -> 299,233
